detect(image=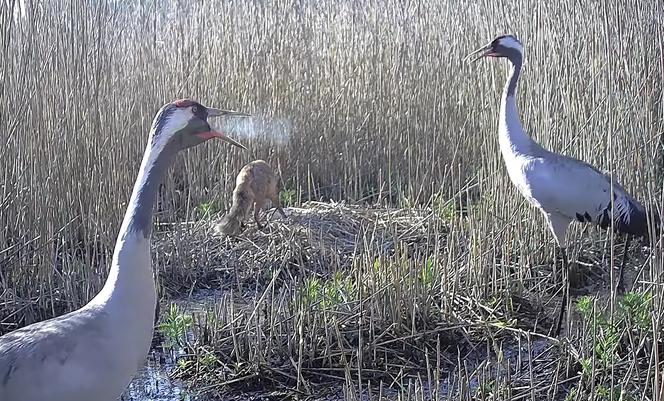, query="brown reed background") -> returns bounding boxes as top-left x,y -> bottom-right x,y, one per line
0,0 -> 662,333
